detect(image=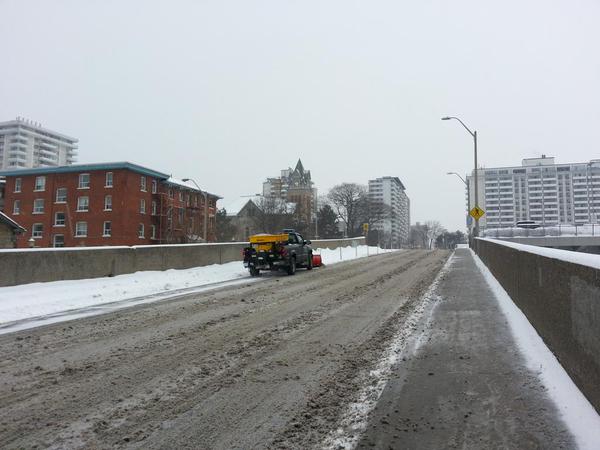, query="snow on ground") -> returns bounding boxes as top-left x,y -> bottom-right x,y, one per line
481,237 -> 600,269
322,253 -> 453,450
472,250 -> 600,450
0,245 -> 394,327
482,224 -> 600,238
